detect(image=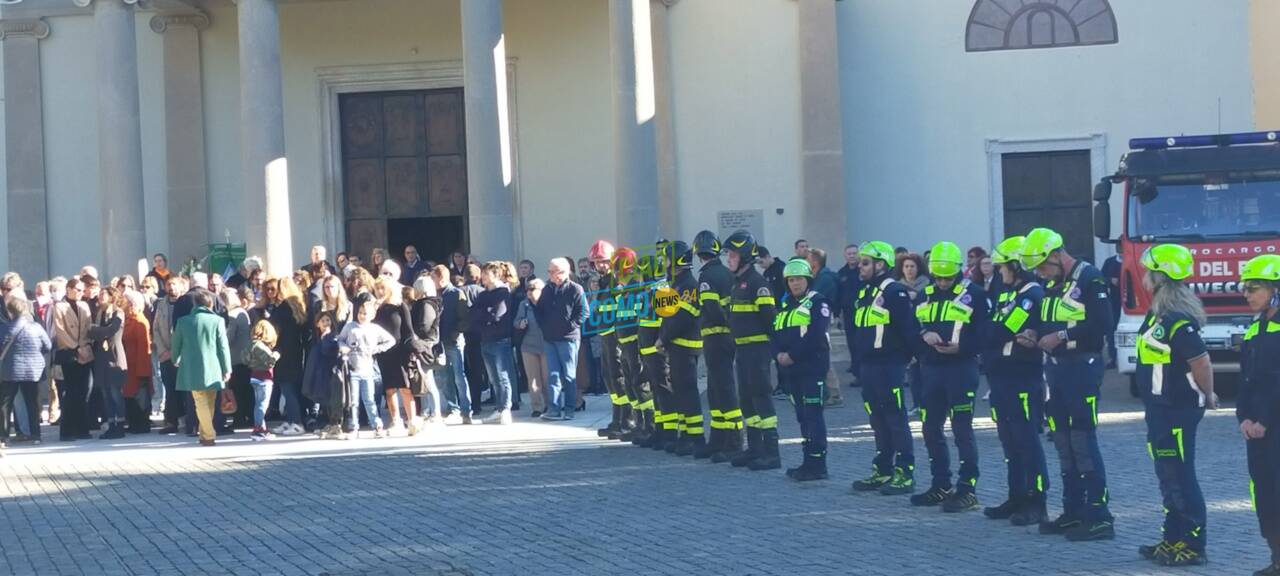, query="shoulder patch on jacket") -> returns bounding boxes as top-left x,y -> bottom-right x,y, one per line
757,287 -> 772,297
